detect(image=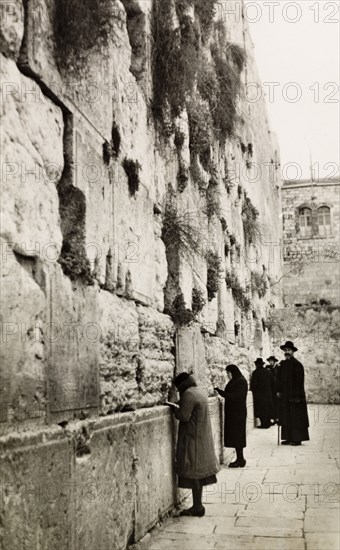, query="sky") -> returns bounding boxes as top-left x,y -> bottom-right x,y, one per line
244,0 -> 340,180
